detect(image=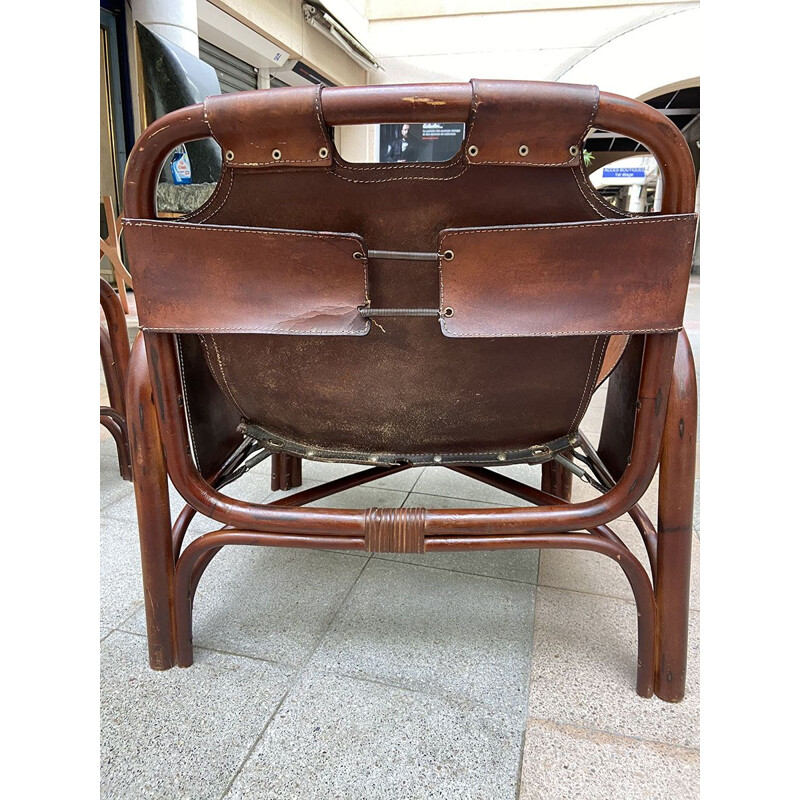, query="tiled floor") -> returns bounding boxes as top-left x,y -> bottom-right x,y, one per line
100,279 -> 700,799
